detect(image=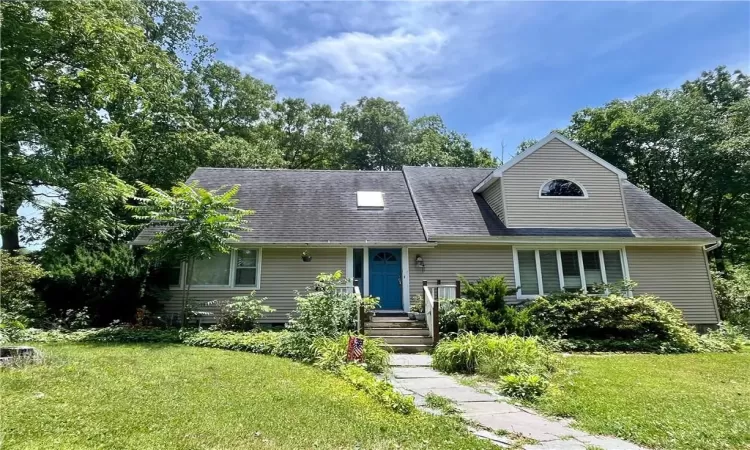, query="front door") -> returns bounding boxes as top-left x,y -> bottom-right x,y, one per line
369,249 -> 402,310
